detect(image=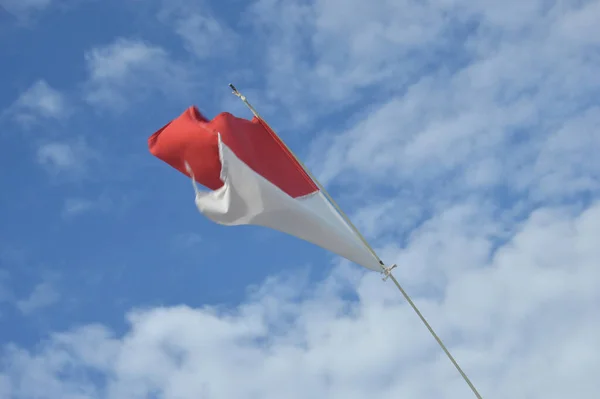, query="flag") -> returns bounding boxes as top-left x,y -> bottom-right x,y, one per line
148,105 -> 382,272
